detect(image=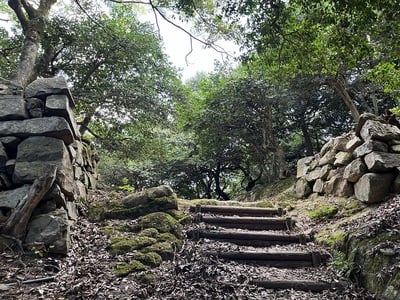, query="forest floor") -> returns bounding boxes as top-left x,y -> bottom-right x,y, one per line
0,186 -> 385,299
